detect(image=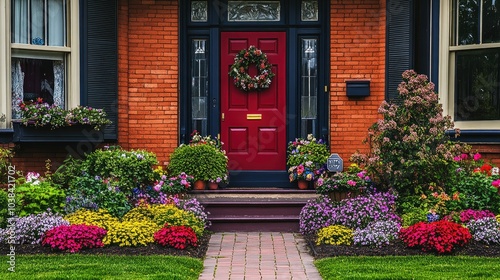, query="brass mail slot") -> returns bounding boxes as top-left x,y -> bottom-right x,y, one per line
246,114 -> 262,120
